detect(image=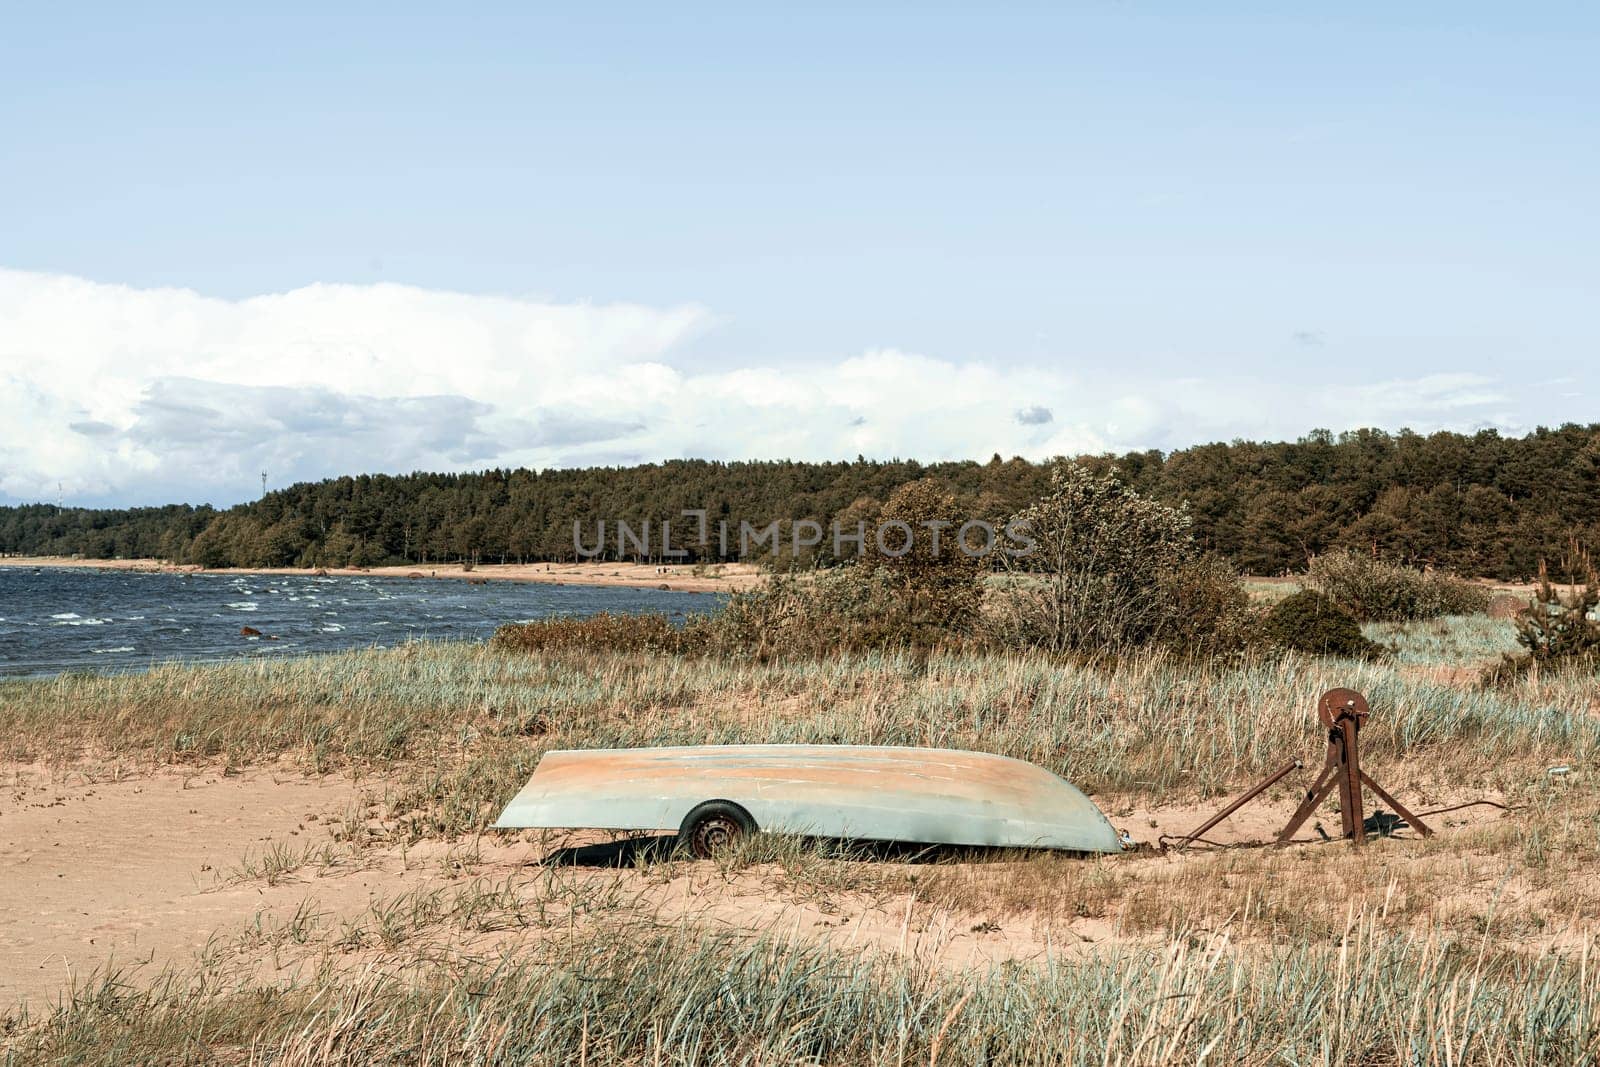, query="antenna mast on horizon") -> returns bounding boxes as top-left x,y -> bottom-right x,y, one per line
261,470 -> 268,498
